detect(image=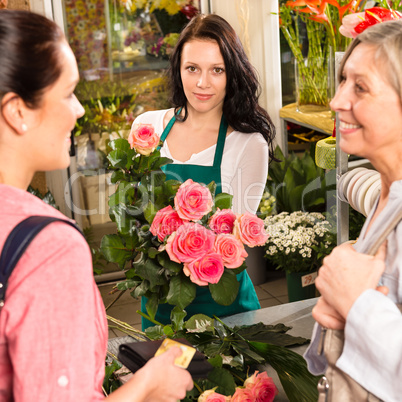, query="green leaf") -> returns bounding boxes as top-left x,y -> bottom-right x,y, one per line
289,184 -> 304,212
171,306 -> 187,331
250,341 -> 320,402
206,367 -> 236,396
163,325 -> 175,337
110,170 -> 128,183
132,281 -> 150,298
103,359 -> 122,394
206,181 -> 217,197
109,204 -> 137,235
100,234 -> 132,269
232,341 -> 266,364
301,151 -> 321,183
185,314 -> 215,333
148,247 -> 159,258
134,257 -> 166,289
109,138 -> 130,152
207,354 -> 223,368
157,253 -> 183,274
162,180 -> 181,198
107,149 -> 127,169
152,156 -> 173,170
214,192 -> 233,210
116,279 -> 139,290
145,293 -> 159,320
167,275 -> 196,309
143,200 -> 158,224
234,322 -> 310,347
209,270 -> 240,306
144,324 -> 165,340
